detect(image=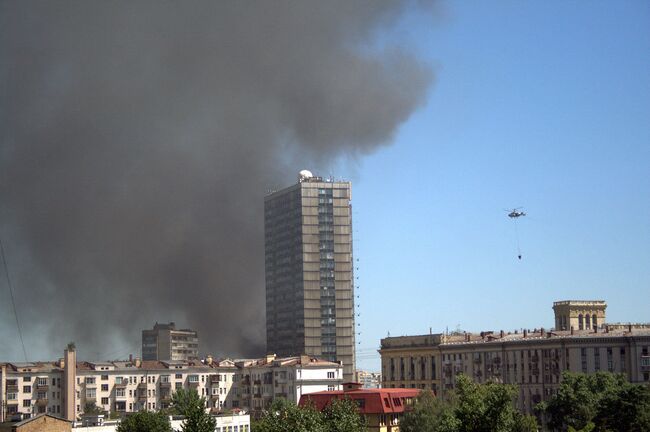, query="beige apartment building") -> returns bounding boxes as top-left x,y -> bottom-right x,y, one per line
142,322 -> 199,361
0,347 -> 341,422
265,170 -> 356,381
379,300 -> 650,414
235,354 -> 343,417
